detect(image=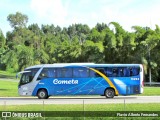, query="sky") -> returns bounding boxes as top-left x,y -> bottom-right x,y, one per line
0,0 -> 160,36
